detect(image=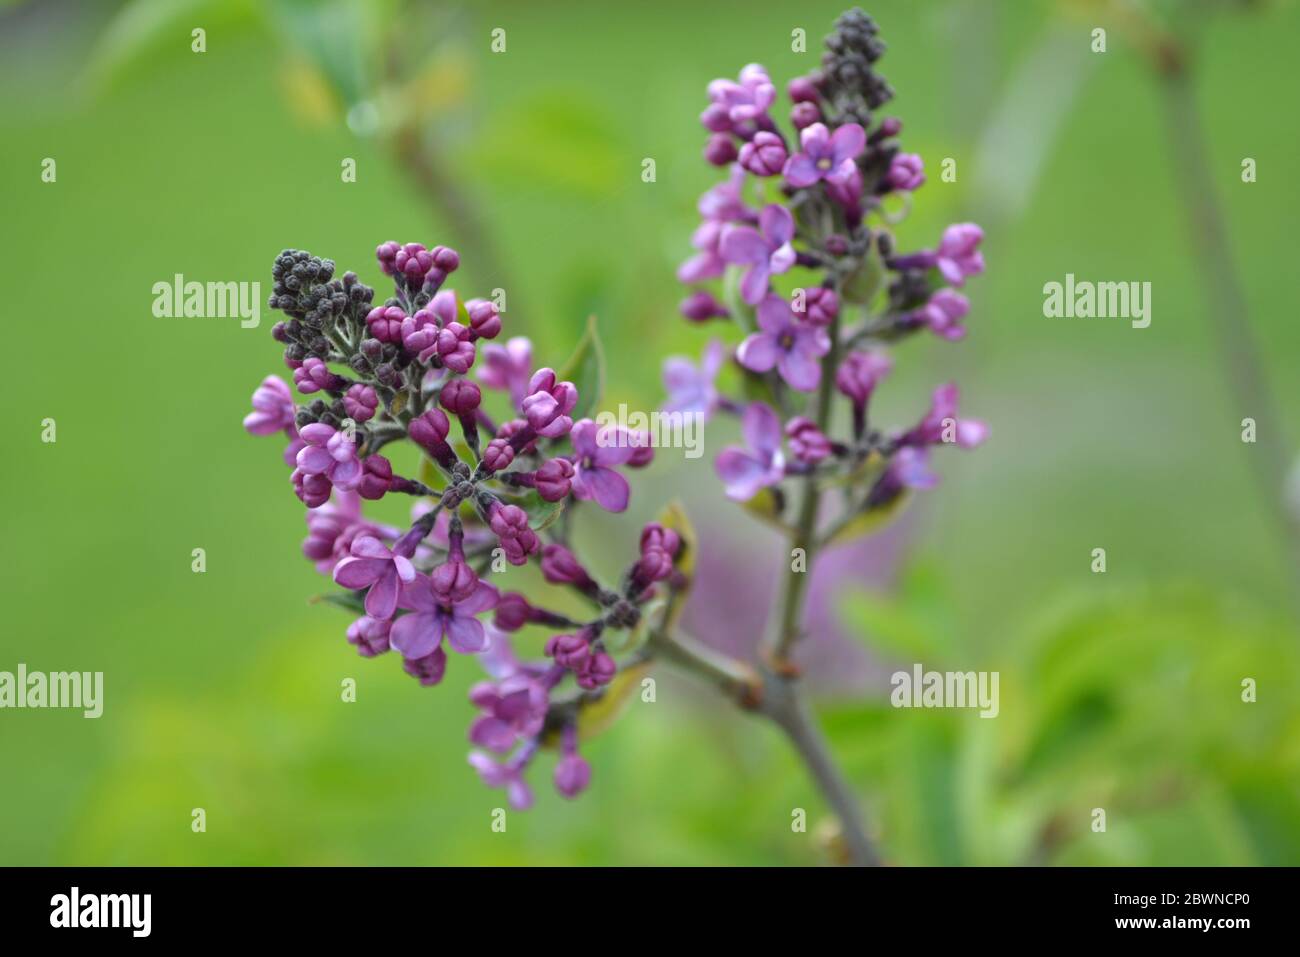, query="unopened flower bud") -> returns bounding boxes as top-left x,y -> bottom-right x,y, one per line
356,454 -> 394,500
680,290 -> 728,322
738,131 -> 787,177
554,752 -> 592,799
533,458 -> 575,502
439,379 -> 482,416
343,383 -> 379,423
465,298 -> 502,339
544,632 -> 591,669
494,592 -> 533,632
430,559 -> 478,603
704,134 -> 738,166
481,438 -> 515,473
791,101 -> 822,130
576,651 -> 616,690
541,543 -> 593,587
788,76 -> 819,103
785,416 -> 832,464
